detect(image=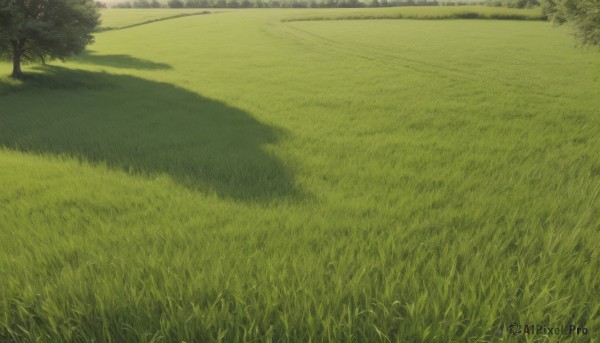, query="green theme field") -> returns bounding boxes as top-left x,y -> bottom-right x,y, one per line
1,7 -> 599,342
